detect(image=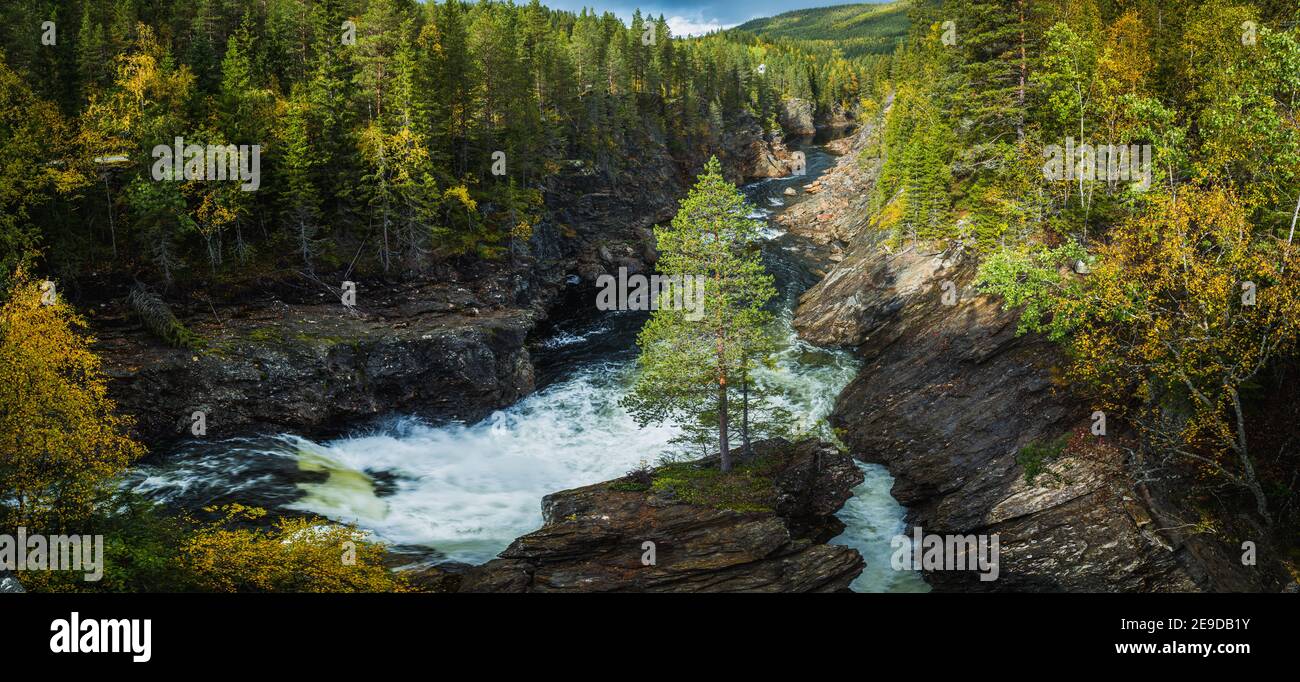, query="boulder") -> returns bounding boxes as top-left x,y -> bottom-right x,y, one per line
779,98 -> 817,137
459,439 -> 866,592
